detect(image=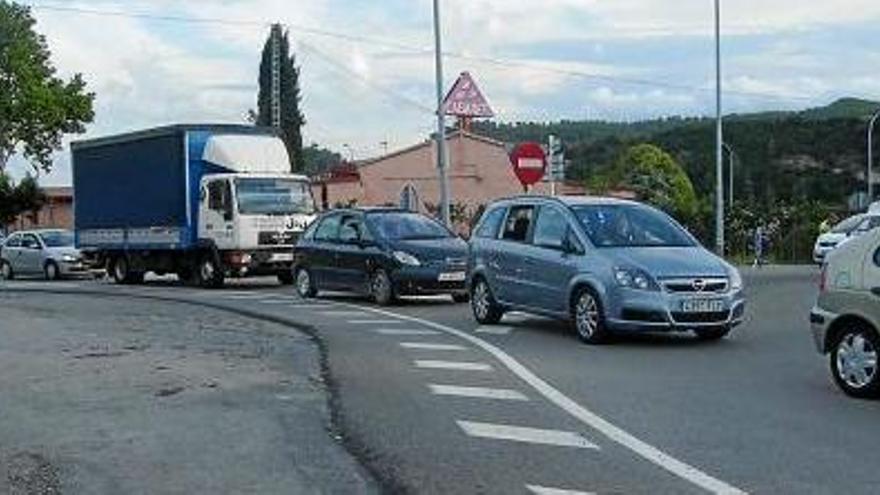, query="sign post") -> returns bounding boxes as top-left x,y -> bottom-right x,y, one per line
510,142 -> 548,193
